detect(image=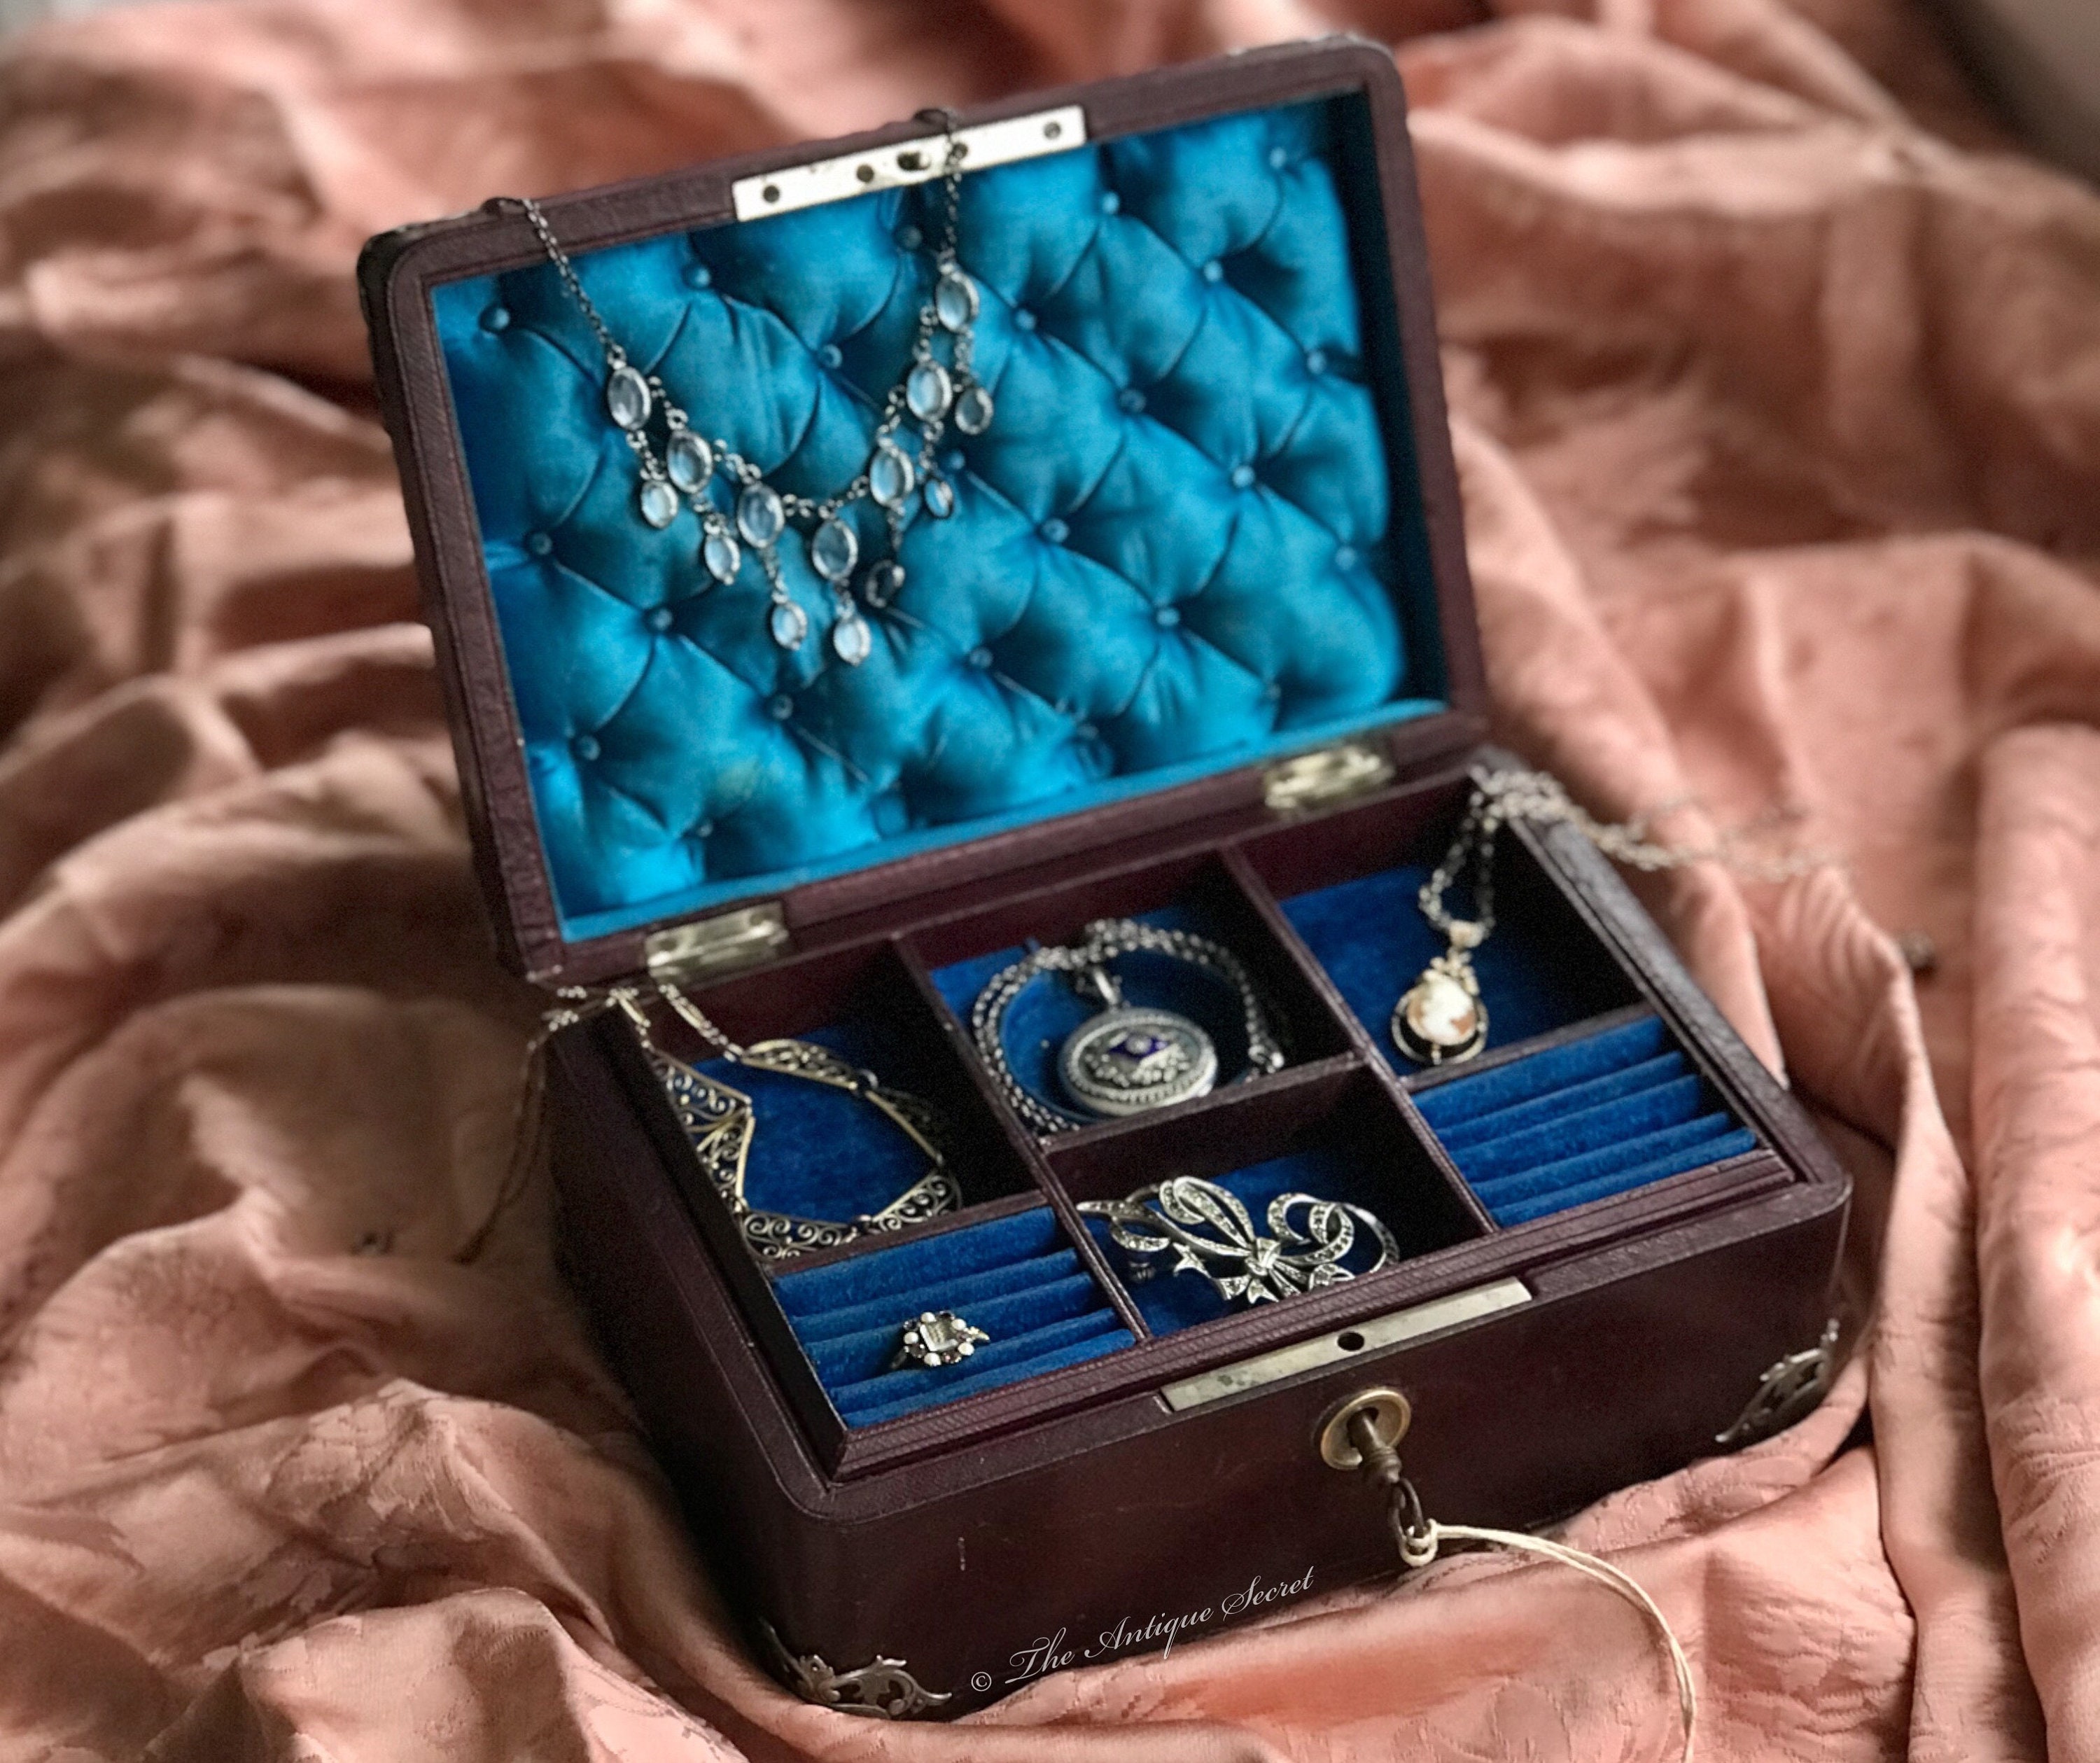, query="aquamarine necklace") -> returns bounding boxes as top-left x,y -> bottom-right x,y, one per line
517,115 -> 991,665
